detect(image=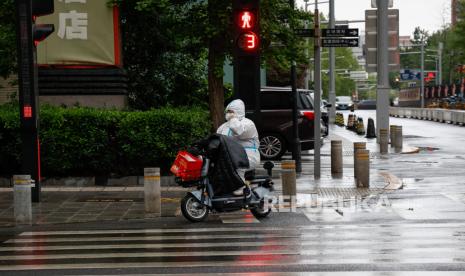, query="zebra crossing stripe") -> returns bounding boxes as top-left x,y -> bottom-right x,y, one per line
1,225 -> 465,271
2,237 -> 465,252
17,222 -> 465,236
1,247 -> 465,261
0,257 -> 464,271
5,233 -> 303,243
6,229 -> 464,245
